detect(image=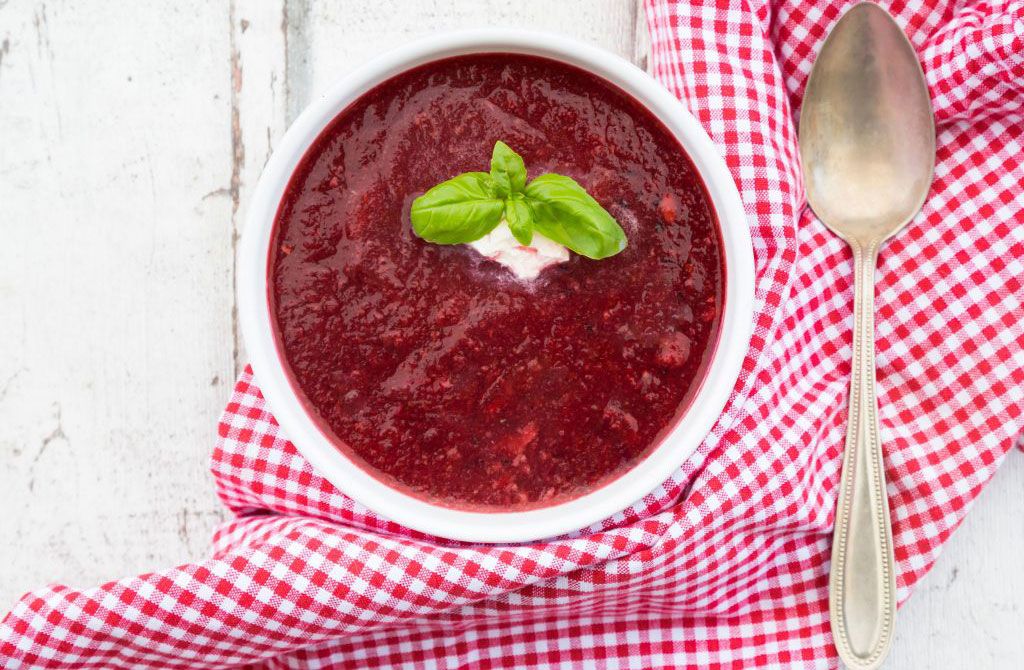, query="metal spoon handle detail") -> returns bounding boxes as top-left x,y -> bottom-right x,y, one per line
829,241 -> 898,670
